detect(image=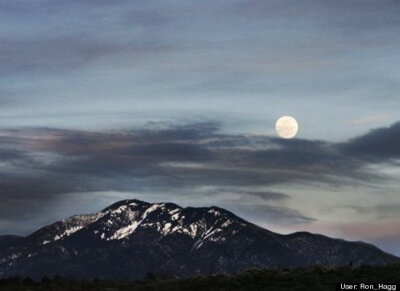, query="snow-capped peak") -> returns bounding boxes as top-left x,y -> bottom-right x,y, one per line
33,199 -> 241,249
